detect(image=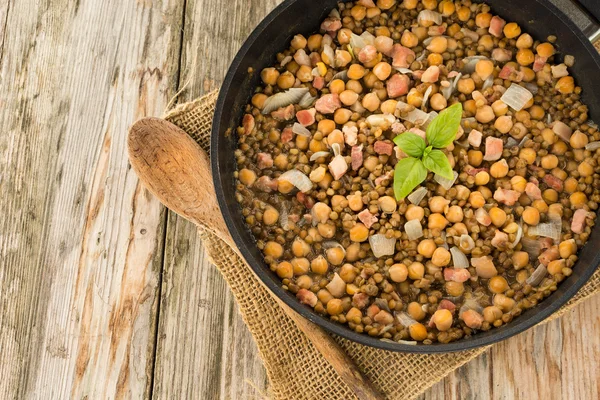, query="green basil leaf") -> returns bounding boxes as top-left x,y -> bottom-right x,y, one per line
393,157 -> 428,200
393,133 -> 426,158
426,102 -> 463,149
423,145 -> 432,159
422,149 -> 454,180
